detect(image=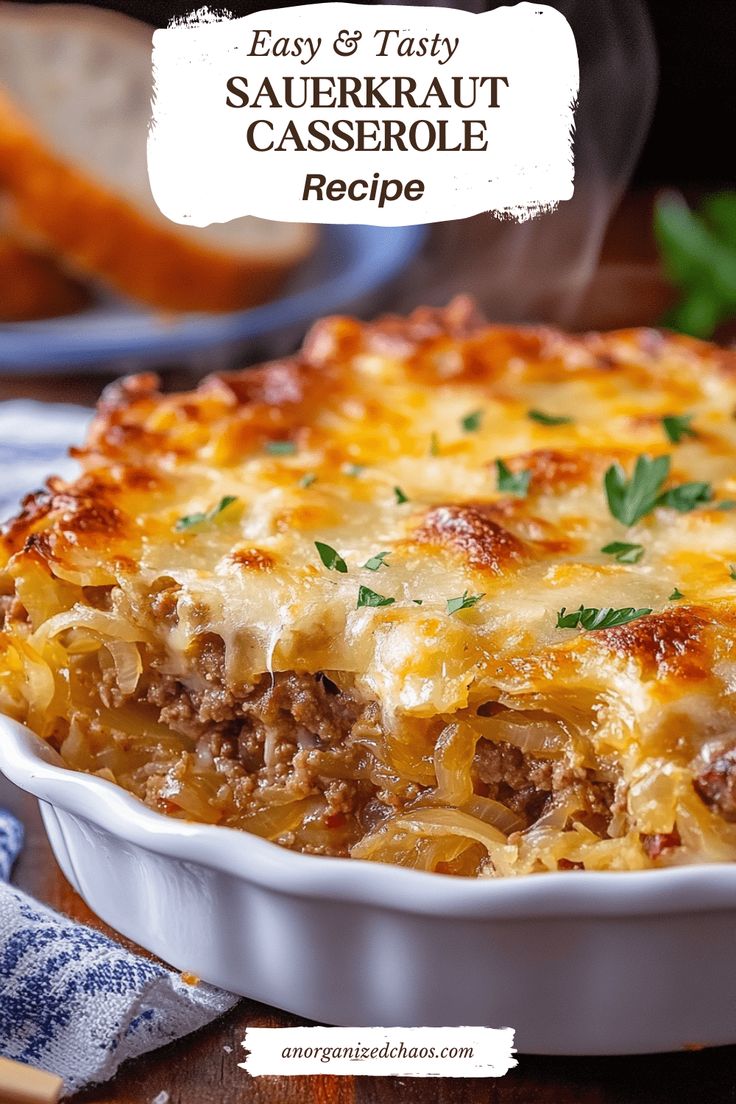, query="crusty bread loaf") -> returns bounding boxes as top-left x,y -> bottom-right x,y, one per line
0,4 -> 315,313
0,211 -> 89,321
